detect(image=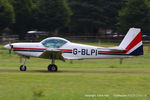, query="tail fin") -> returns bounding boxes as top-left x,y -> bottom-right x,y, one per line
119,28 -> 143,56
